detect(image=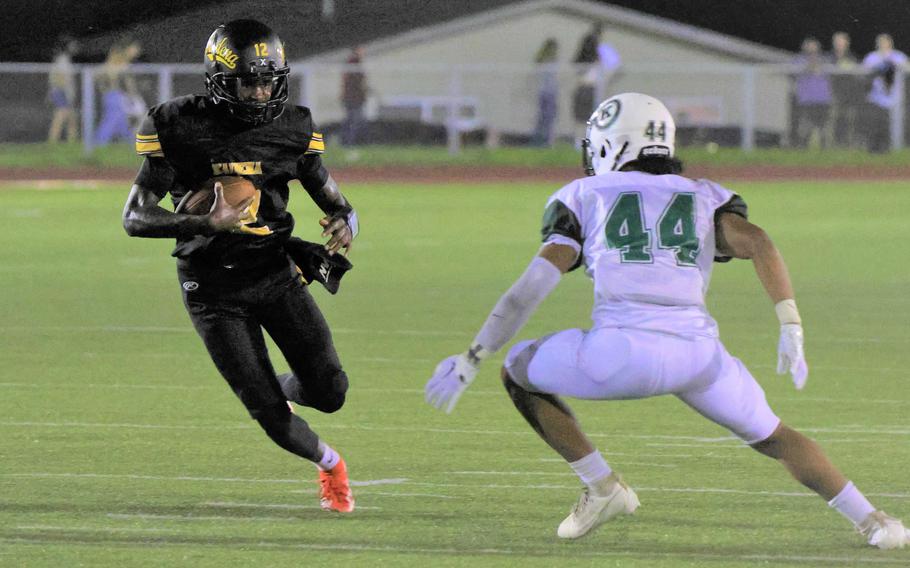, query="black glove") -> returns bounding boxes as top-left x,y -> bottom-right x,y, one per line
284,237 -> 353,295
